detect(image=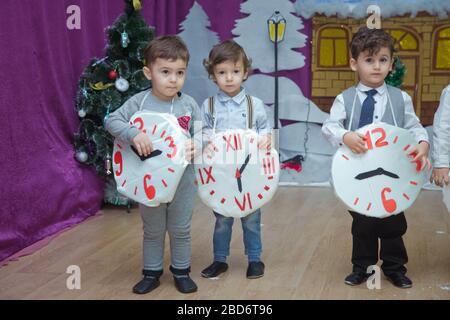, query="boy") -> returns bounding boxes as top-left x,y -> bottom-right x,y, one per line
105,35 -> 201,294
322,27 -> 430,288
200,40 -> 271,279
